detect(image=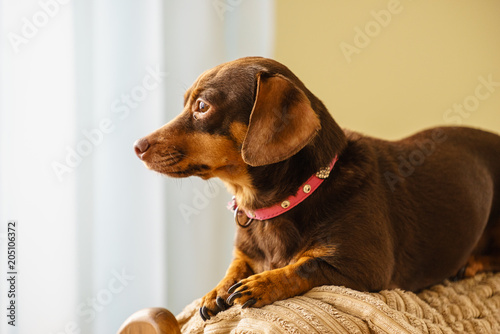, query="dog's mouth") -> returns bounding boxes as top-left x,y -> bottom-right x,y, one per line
162,163 -> 211,179
134,135 -> 246,181
142,151 -> 212,179
156,148 -> 186,166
